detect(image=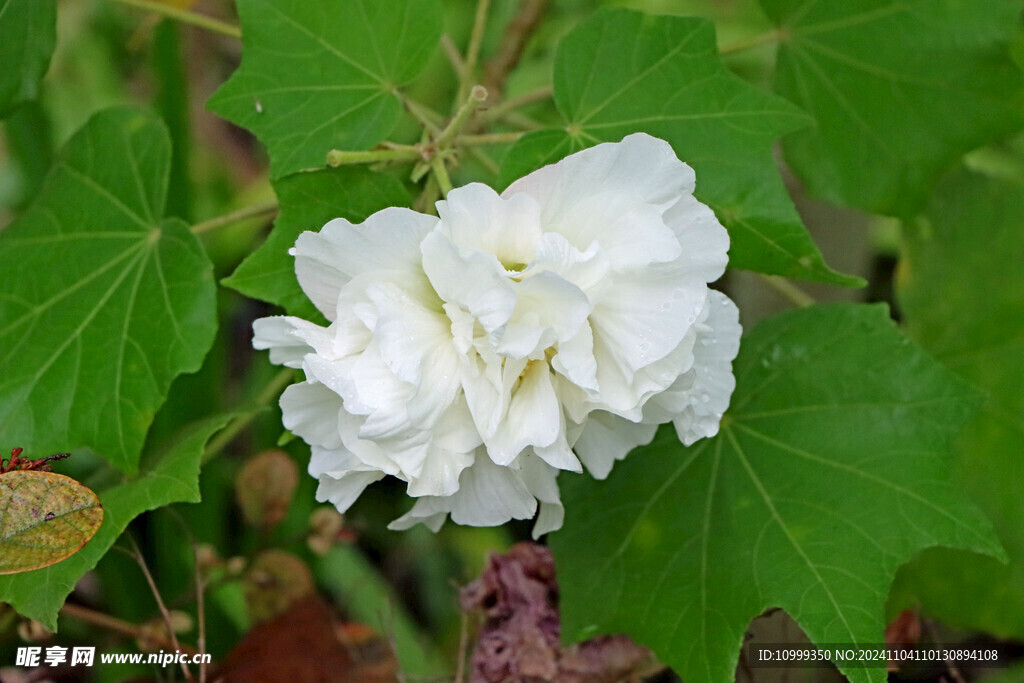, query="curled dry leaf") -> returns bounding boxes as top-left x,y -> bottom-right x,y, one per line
0,469 -> 103,575
235,449 -> 299,530
461,542 -> 656,683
